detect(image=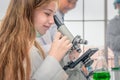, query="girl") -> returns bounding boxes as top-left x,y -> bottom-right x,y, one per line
0,0 -> 72,80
